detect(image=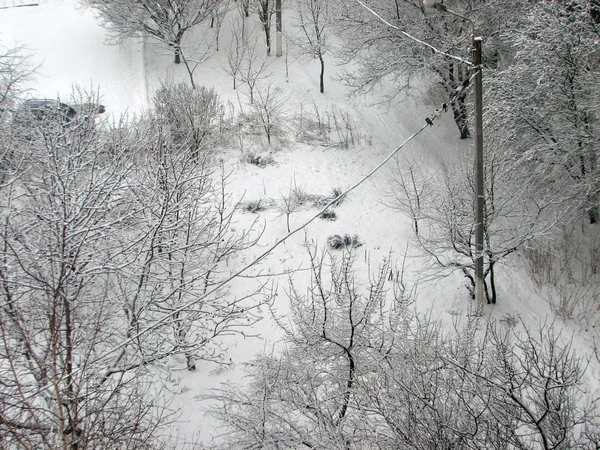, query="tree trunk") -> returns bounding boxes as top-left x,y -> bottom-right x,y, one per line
587,199 -> 598,224
265,27 -> 271,56
174,46 -> 181,64
442,61 -> 470,139
319,54 -> 325,93
276,0 -> 282,57
483,259 -> 497,304
450,97 -> 470,139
